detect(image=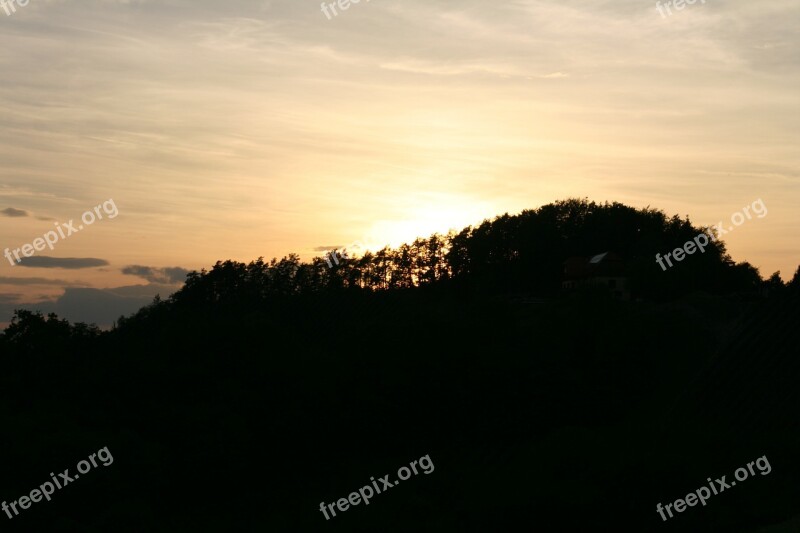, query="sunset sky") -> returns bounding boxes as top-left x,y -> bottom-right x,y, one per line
1,0 -> 798,326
